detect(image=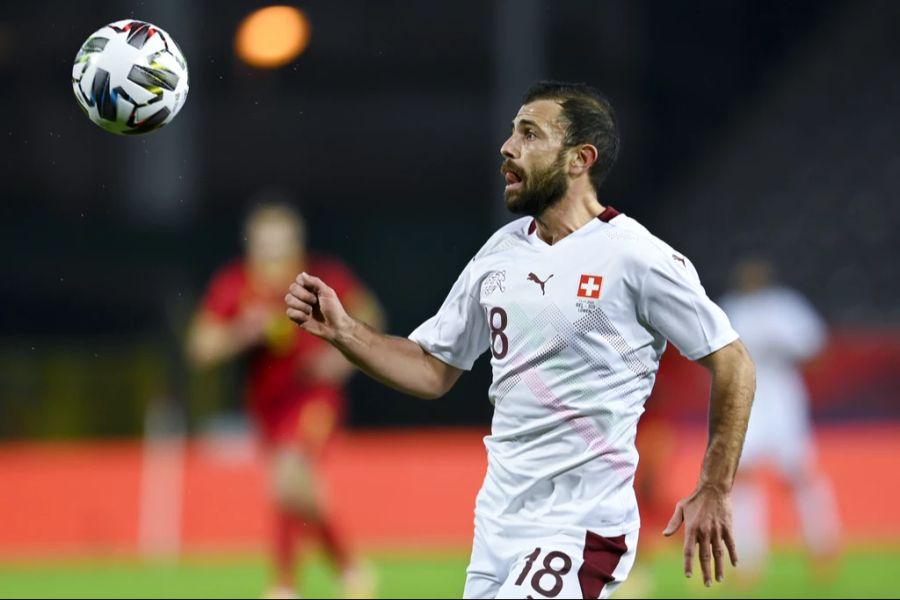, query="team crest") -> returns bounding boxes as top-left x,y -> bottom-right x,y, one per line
481,270 -> 506,299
